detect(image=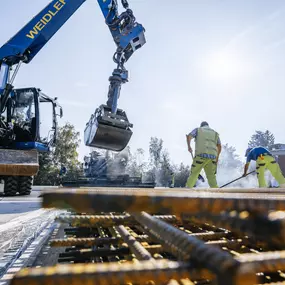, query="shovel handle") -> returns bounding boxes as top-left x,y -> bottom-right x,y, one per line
219,171 -> 255,188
